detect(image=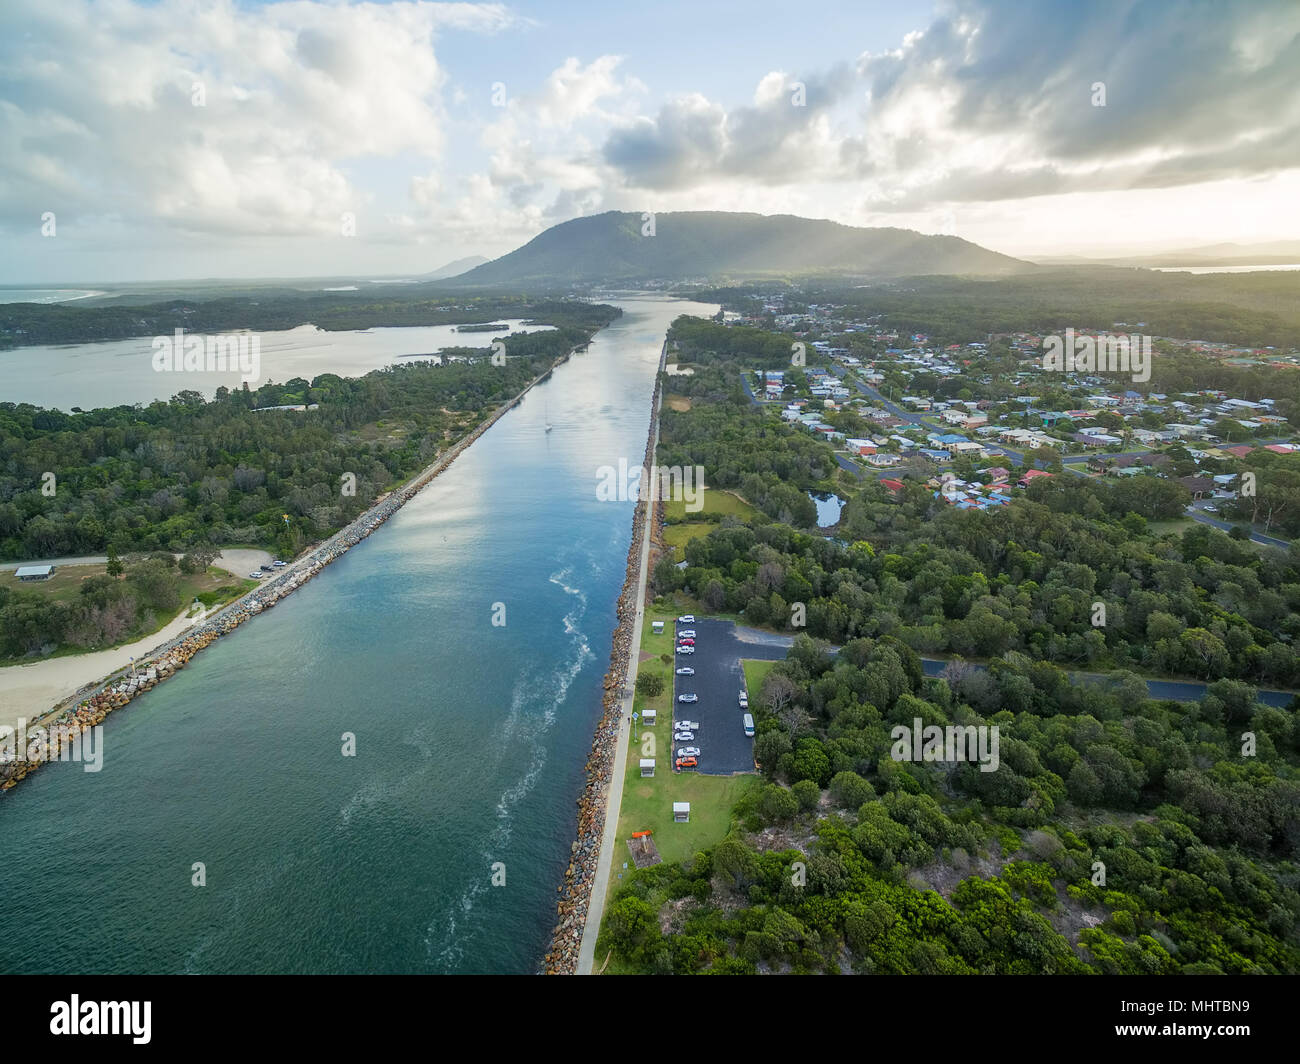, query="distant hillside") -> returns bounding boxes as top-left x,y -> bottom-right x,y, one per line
1036,241 -> 1300,269
445,211 -> 1032,287
423,255 -> 489,279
